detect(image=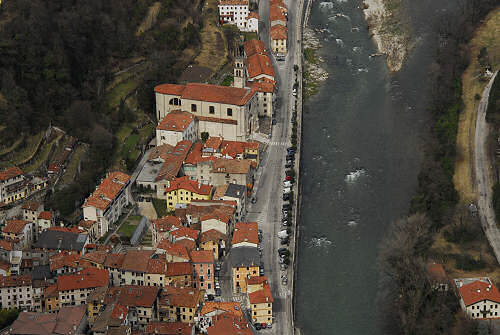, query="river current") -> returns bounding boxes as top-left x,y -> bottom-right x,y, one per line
295,0 -> 461,334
